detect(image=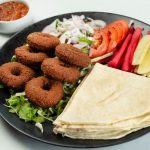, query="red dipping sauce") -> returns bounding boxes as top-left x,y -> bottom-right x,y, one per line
0,1 -> 29,21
